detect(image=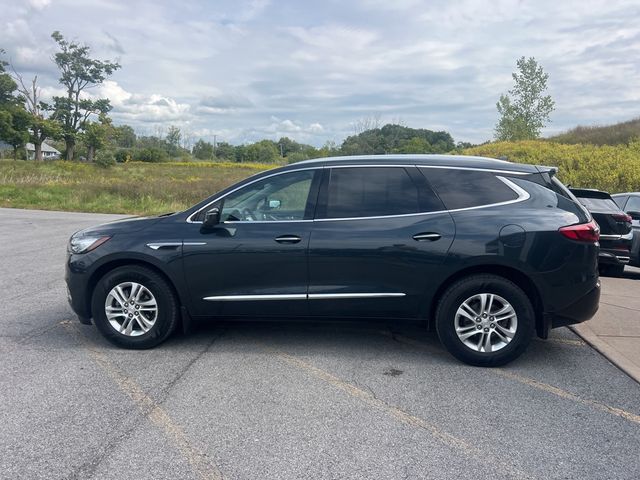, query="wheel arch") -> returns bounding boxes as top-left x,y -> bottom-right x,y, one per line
86,258 -> 185,325
428,264 -> 545,338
